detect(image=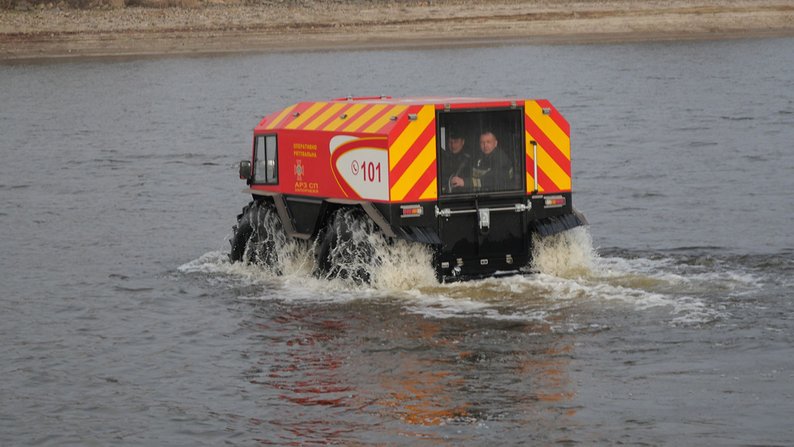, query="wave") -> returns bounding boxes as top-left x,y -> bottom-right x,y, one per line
178,227 -> 765,327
